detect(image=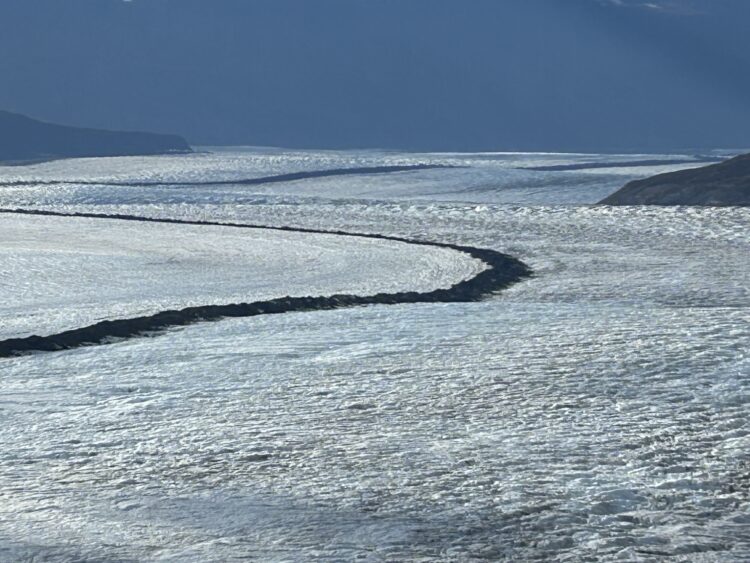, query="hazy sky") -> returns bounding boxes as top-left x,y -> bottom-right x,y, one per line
1,0 -> 748,151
